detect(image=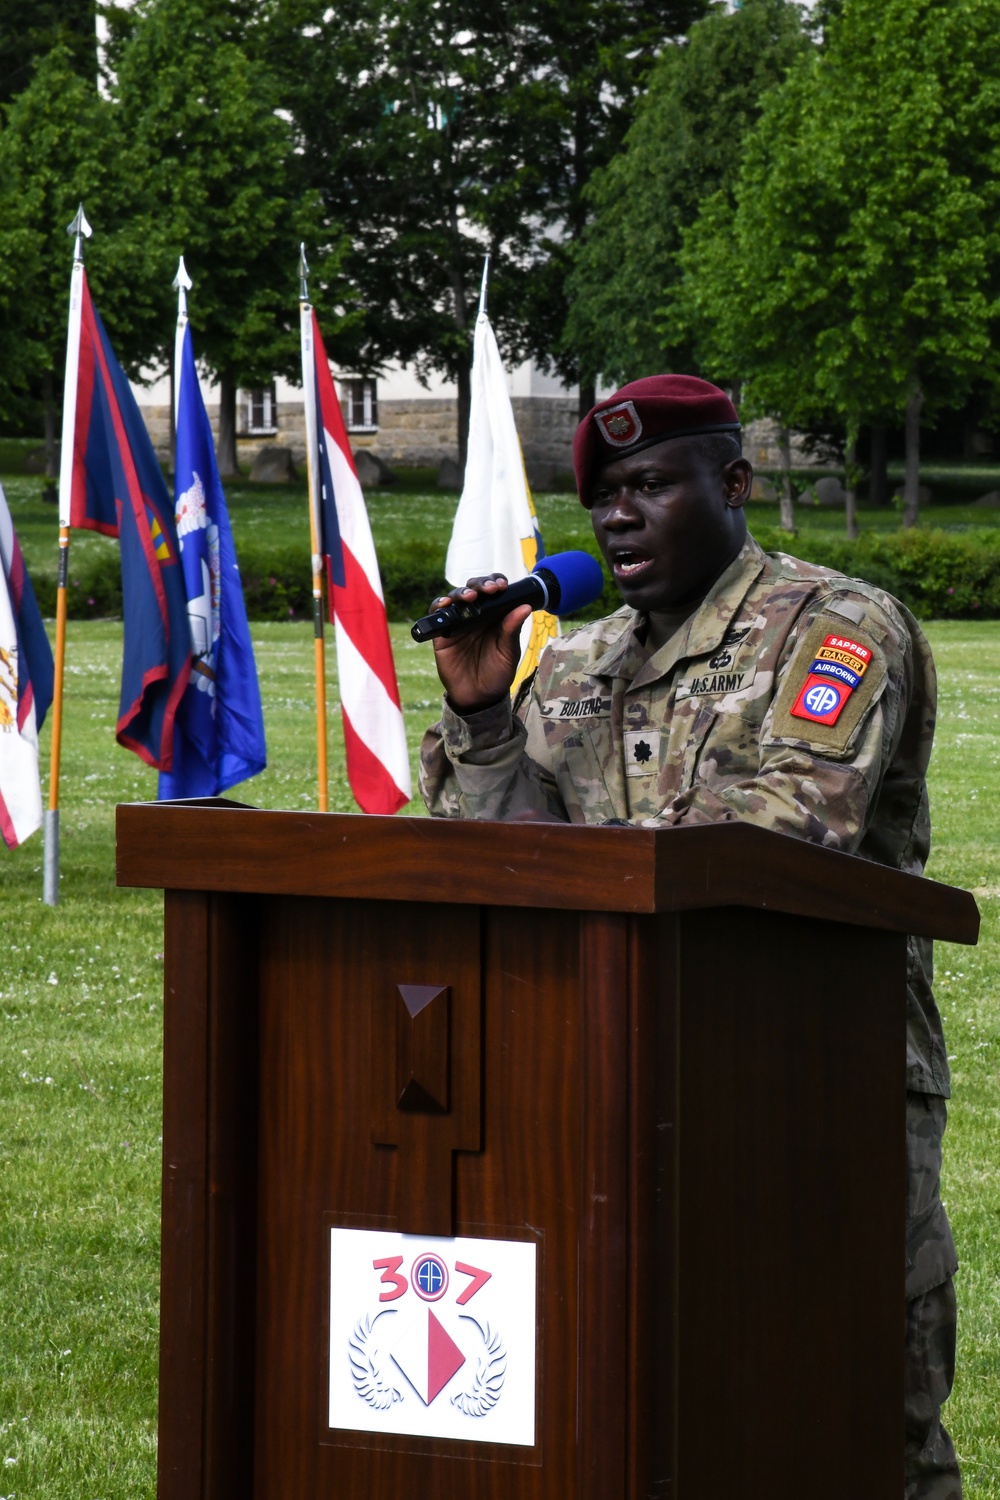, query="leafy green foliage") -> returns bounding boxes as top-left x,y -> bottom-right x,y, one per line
0,46 -> 157,422
675,0 -> 1000,438
111,0 -> 338,392
37,524 -> 1000,625
566,0 -> 809,385
752,525 -> 1000,621
266,0 -> 706,431
0,0 -> 97,106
